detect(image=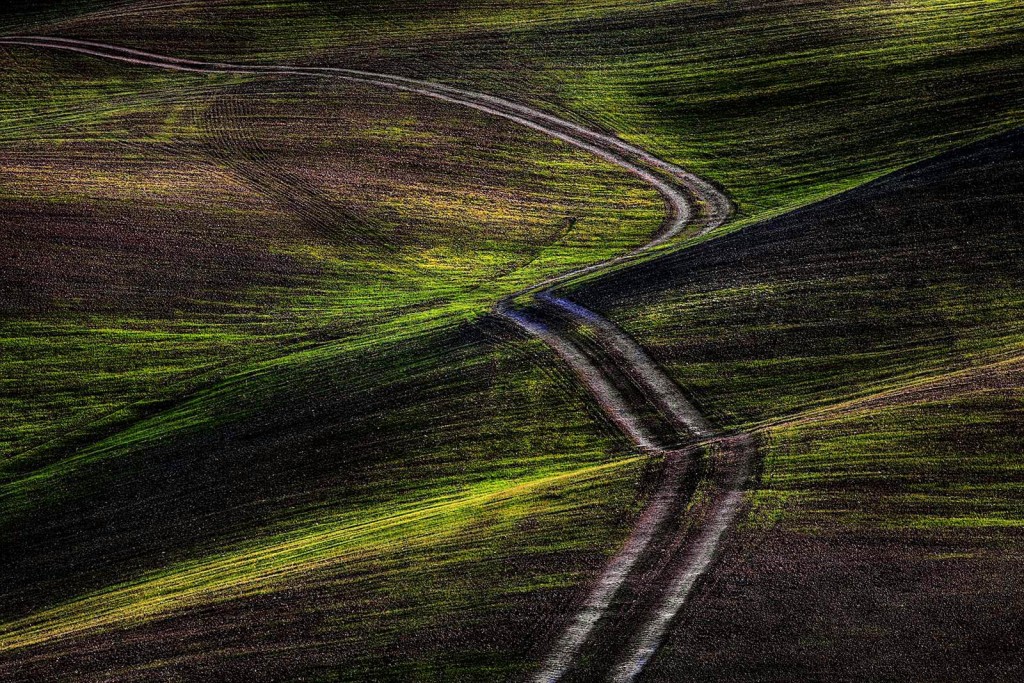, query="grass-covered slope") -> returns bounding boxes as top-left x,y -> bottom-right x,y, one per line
1,1 -> 1023,680
0,23 -> 663,682
576,129 -> 1024,680
0,44 -> 660,462
576,129 -> 1024,429
30,0 -> 1024,228
0,322 -> 651,681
